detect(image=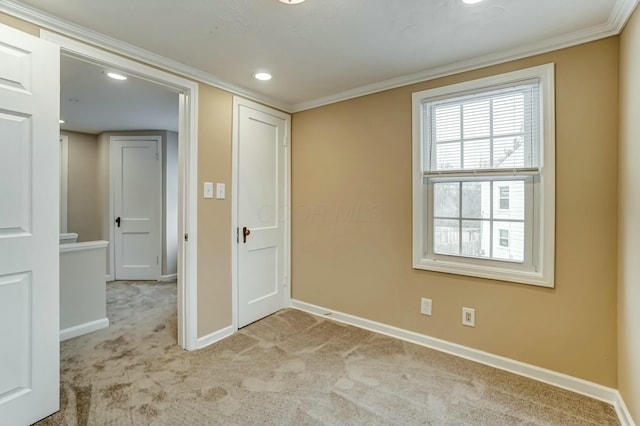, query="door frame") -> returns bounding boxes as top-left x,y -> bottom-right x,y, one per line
42,31 -> 200,351
109,135 -> 163,281
231,96 -> 292,331
60,134 -> 69,233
